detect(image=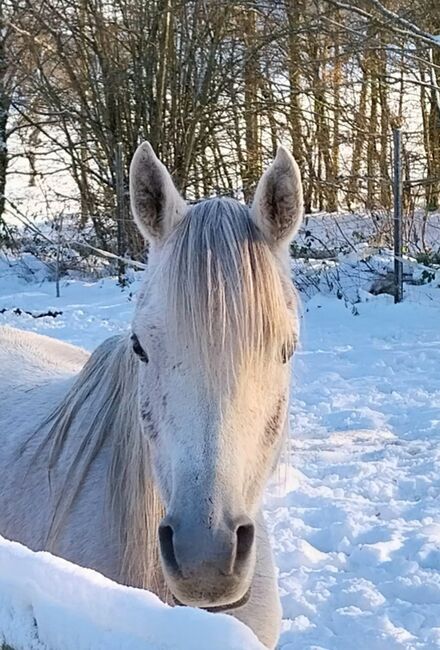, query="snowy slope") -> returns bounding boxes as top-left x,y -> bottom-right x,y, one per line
0,536 -> 264,650
1,259 -> 440,649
